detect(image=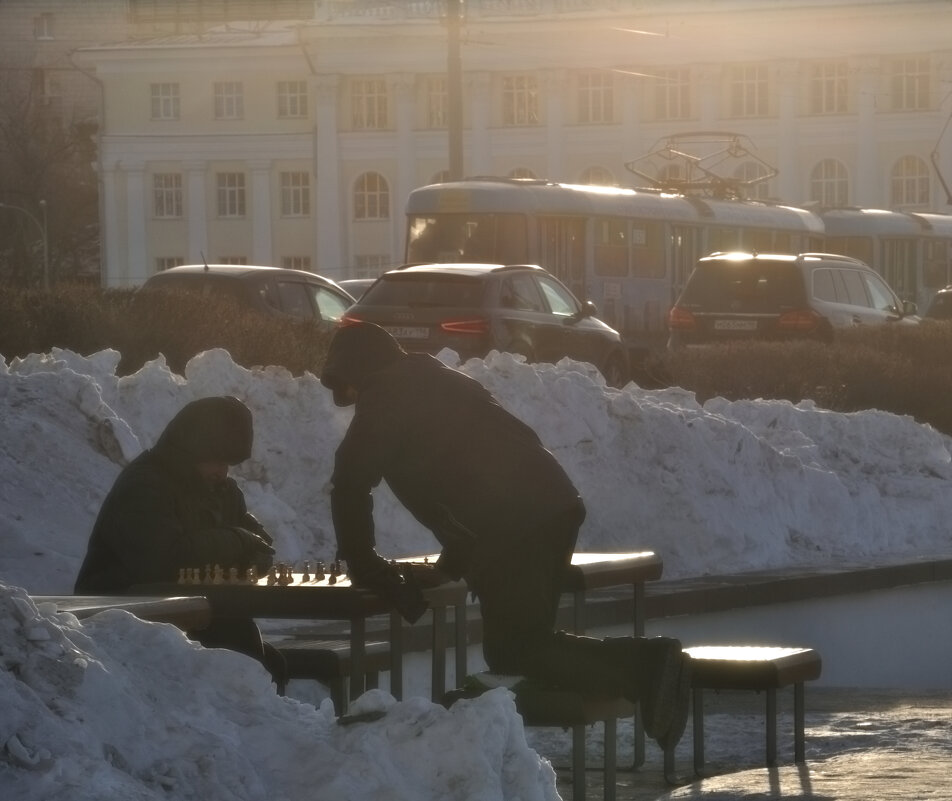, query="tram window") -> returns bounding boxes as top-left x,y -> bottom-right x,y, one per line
774,233 -> 792,253
746,228 -> 773,253
710,228 -> 742,252
827,236 -> 873,266
407,213 -> 528,264
631,220 -> 665,278
594,217 -> 628,276
923,242 -> 948,288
